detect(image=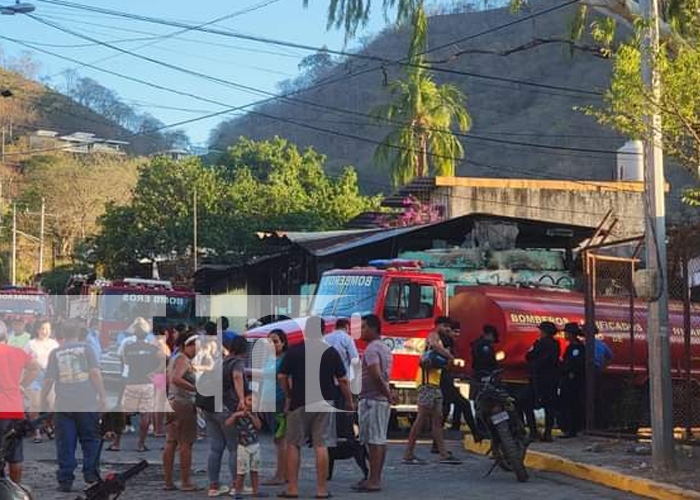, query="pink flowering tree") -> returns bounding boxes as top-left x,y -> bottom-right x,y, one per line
376,195 -> 445,228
